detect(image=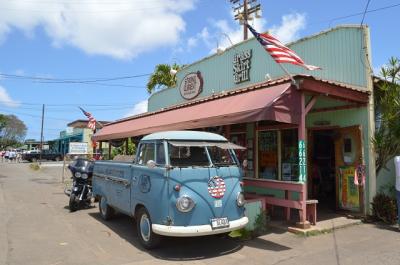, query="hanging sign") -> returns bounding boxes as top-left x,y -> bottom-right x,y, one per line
69,142 -> 88,154
298,140 -> 307,182
233,49 -> 252,84
179,71 -> 203,100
